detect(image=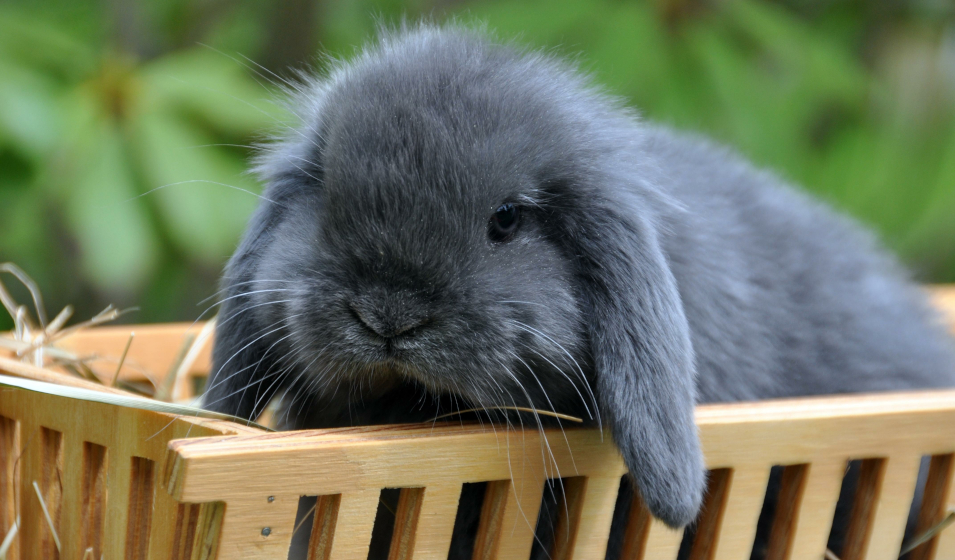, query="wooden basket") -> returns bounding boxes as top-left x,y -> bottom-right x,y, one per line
1,288 -> 954,560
